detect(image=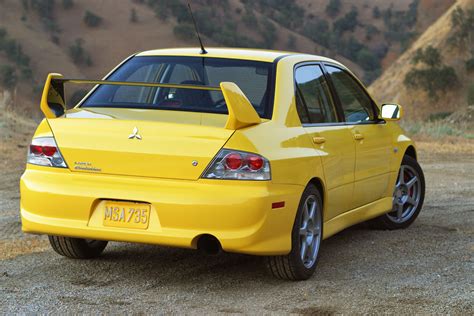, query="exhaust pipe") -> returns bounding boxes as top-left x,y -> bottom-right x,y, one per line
196,234 -> 222,255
